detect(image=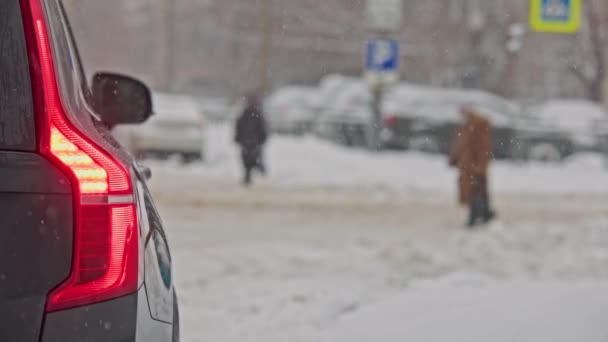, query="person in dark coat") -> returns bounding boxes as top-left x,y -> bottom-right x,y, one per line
235,93 -> 268,185
449,106 -> 496,227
